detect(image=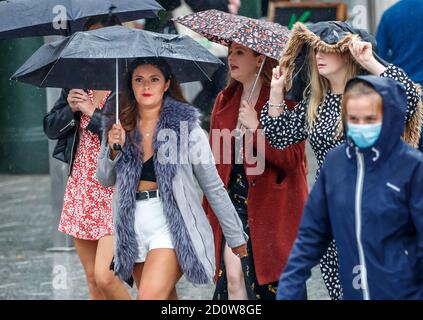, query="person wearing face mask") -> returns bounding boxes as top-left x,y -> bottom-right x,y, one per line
260,21 -> 423,300
277,75 -> 423,300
